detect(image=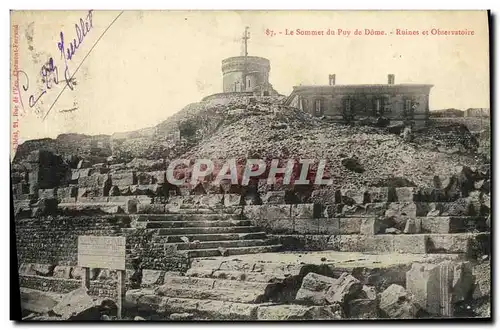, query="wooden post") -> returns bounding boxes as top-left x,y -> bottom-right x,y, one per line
81,267 -> 90,290
116,269 -> 126,320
